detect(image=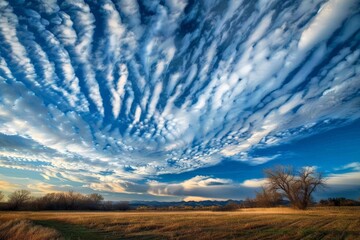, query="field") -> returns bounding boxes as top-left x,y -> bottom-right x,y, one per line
0,207 -> 359,240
